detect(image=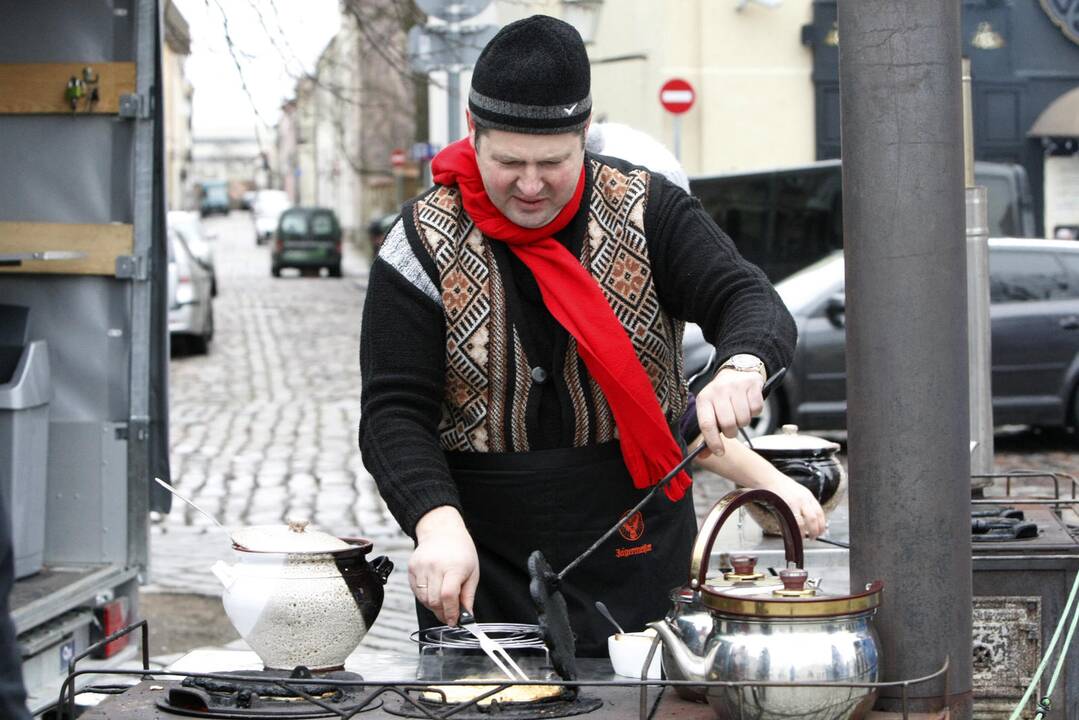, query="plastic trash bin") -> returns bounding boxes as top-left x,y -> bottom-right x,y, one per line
0,306 -> 50,579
